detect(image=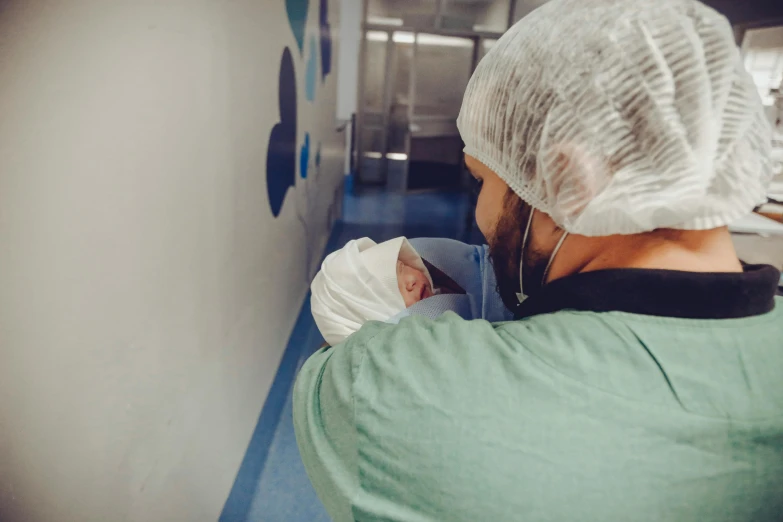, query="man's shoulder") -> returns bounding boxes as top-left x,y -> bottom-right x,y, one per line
352,313 -> 505,356
341,314 -> 535,405
344,310 -> 611,367
341,310 -> 653,408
